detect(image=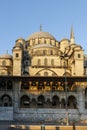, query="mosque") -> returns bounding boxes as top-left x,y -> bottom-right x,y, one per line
0,27 -> 87,124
